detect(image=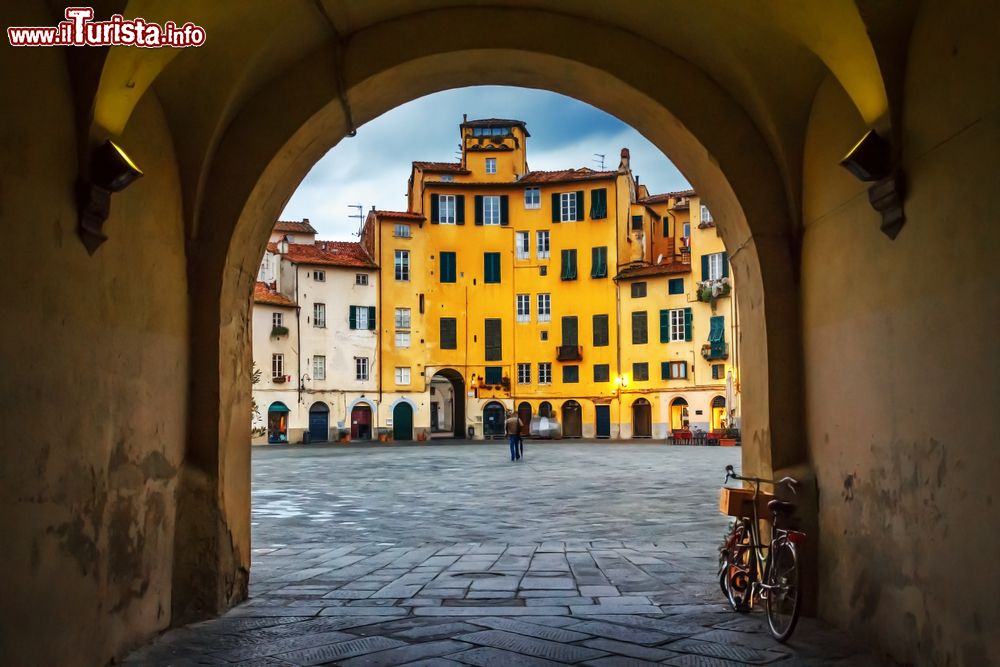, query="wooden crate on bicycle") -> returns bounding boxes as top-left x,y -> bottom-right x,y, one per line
719,486 -> 775,518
